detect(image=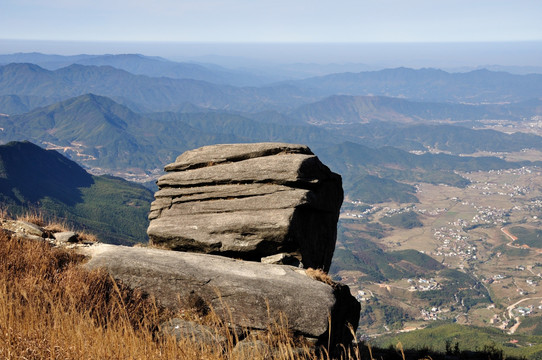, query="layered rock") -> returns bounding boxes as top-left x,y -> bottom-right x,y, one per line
147,143 -> 343,271
81,244 -> 360,347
